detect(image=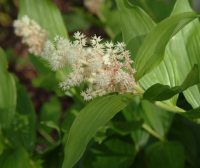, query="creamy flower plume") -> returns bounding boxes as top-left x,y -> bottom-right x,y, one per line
43,32 -> 137,100
13,15 -> 136,100
13,15 -> 47,55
